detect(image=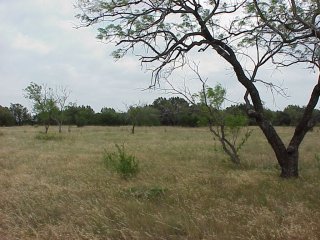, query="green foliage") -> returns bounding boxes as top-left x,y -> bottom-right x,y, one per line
152,97 -> 197,126
195,83 -> 252,164
205,84 -> 226,110
96,107 -> 128,126
24,82 -> 59,131
128,105 -> 160,127
24,82 -> 43,105
225,114 -> 248,130
24,83 -> 58,117
196,84 -> 226,112
0,106 -> 15,126
65,105 -> 96,127
103,144 -> 139,179
283,105 -> 304,126
10,103 -> 31,126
